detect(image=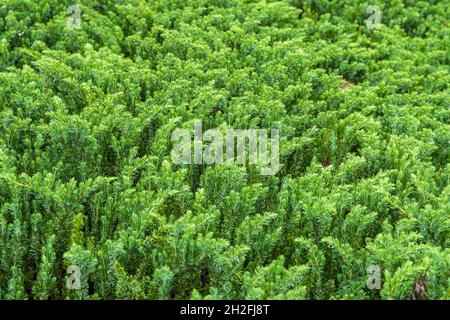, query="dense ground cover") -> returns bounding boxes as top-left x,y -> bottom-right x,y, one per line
0,0 -> 448,299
